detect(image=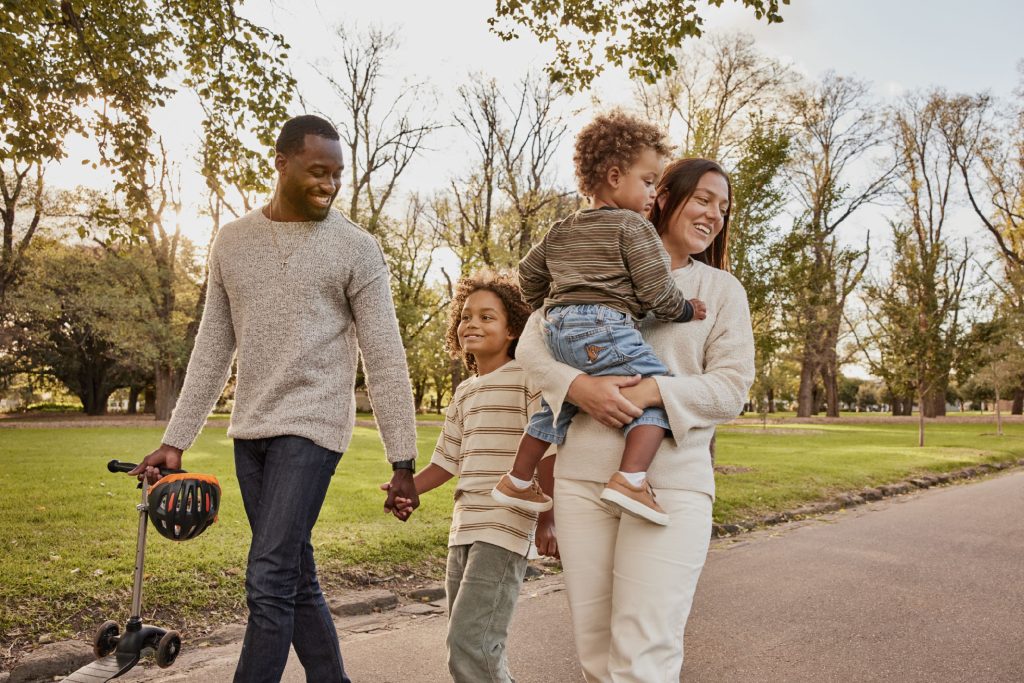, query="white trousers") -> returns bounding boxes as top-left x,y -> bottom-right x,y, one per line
554,478 -> 712,683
